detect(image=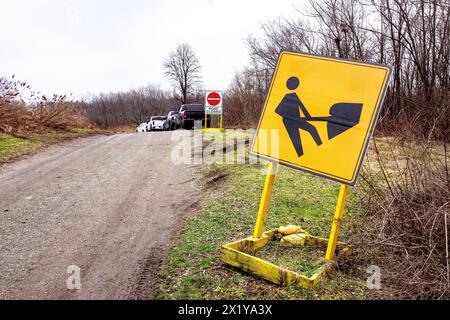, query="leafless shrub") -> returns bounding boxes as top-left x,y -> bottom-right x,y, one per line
0,77 -> 40,135
359,111 -> 450,298
34,95 -> 91,130
224,66 -> 267,128
0,101 -> 39,135
0,76 -> 92,135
